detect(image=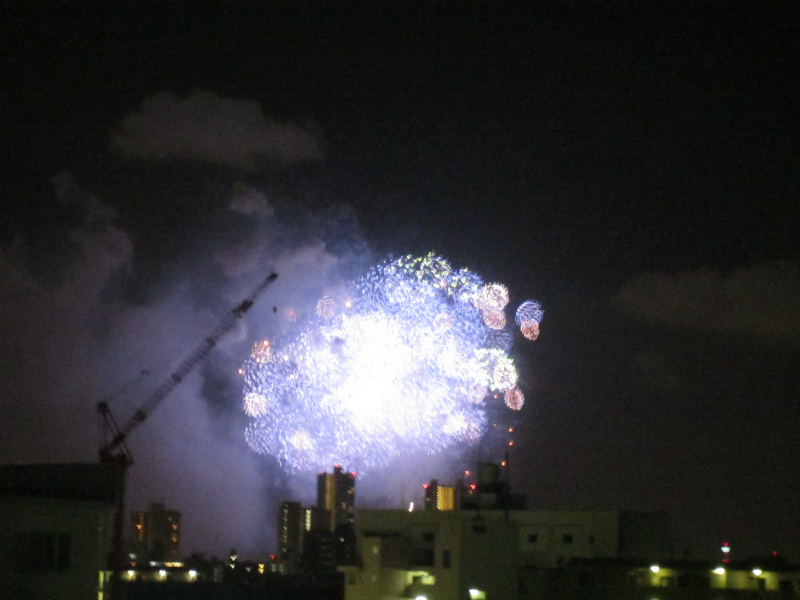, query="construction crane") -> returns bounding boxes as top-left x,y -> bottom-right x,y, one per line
97,272 -> 278,598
